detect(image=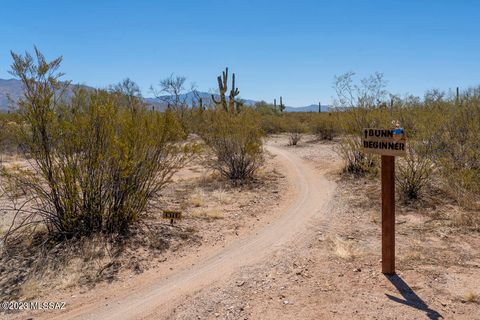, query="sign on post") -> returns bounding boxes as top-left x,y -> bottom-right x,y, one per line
362,128 -> 406,156
163,210 -> 182,225
362,125 -> 406,275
